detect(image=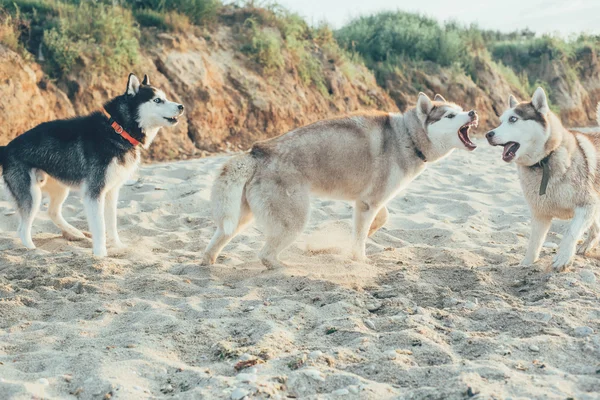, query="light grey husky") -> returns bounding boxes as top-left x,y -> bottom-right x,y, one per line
203,93 -> 479,269
487,87 -> 600,271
